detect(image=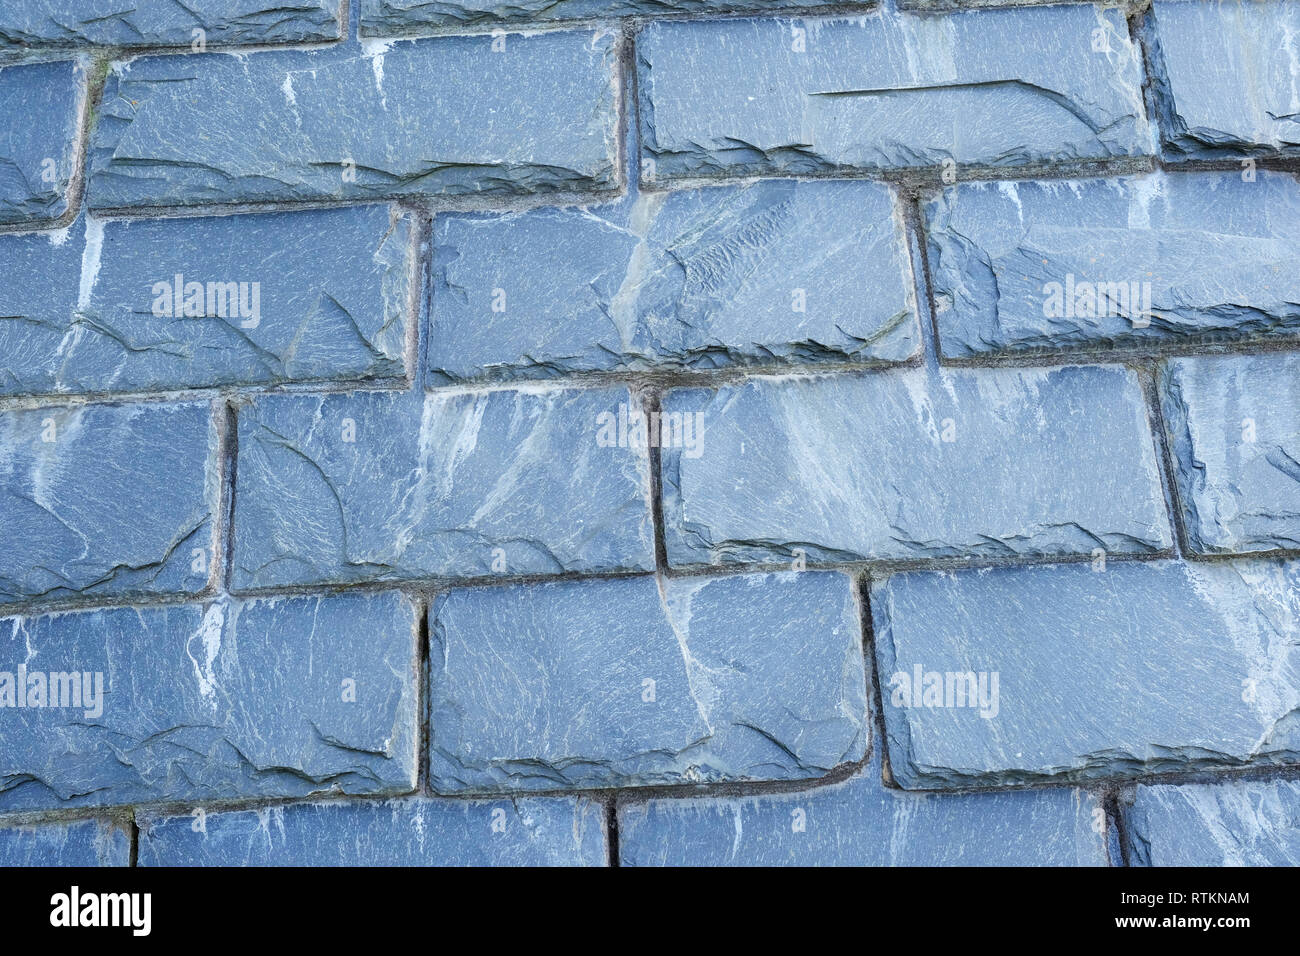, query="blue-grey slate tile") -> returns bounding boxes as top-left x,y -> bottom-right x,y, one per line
0,591 -> 418,812
1125,777 -> 1300,866
0,401 -> 217,605
0,1 -> 341,49
0,60 -> 82,225
428,570 -> 868,793
660,365 -> 1171,568
1160,353 -> 1300,555
0,819 -> 130,866
232,385 -> 654,590
925,171 -> 1300,358
138,795 -> 607,865
430,179 -> 916,383
638,7 -> 1152,184
87,32 -> 618,210
1149,0 -> 1300,159
0,206 -> 412,397
872,559 -> 1300,789
617,746 -> 1107,866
